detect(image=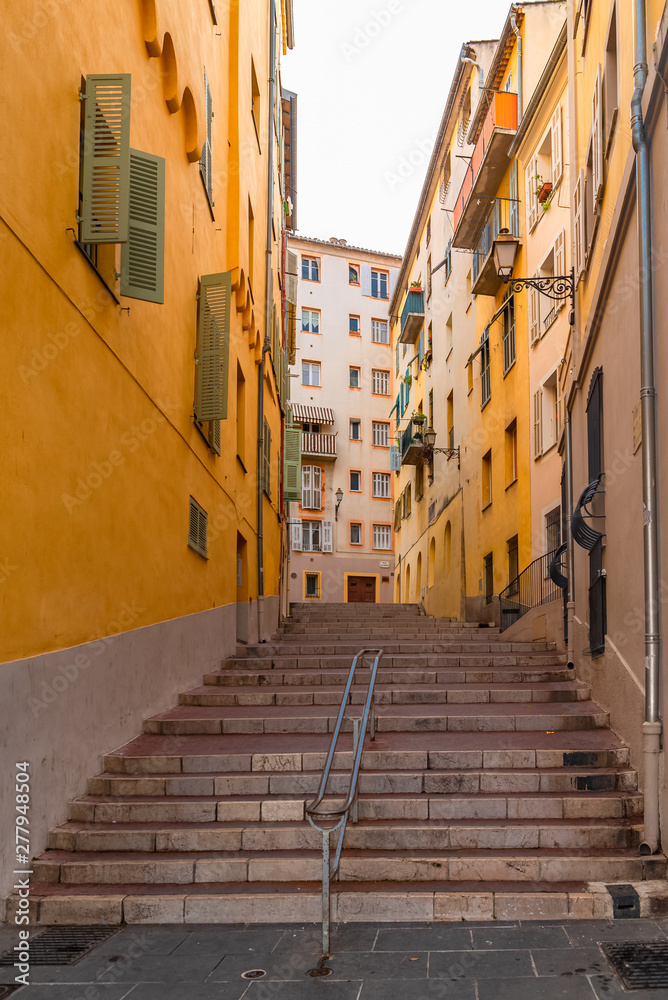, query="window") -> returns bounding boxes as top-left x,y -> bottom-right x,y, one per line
482,450 -> 492,508
415,462 -> 424,501
195,272 -> 231,422
292,519 -> 332,553
371,269 -> 389,299
372,472 -> 391,498
350,418 -> 361,441
446,313 -> 453,356
188,496 -> 208,558
349,366 -> 360,388
250,58 -> 261,148
480,329 -> 491,408
372,319 -> 389,344
302,361 -> 321,386
502,292 -> 515,374
394,499 -> 402,532
483,552 -> 494,603
301,465 -> 322,509
349,315 -> 360,336
505,419 -> 518,485
466,271 -> 472,308
349,264 -> 360,284
429,388 -> 433,428
536,371 -> 559,454
302,520 -> 321,552
372,421 -> 390,447
534,388 -> 543,459
302,309 -> 320,334
426,216 -> 432,244
402,484 -> 412,518
395,342 -> 400,375
546,506 -> 561,555
236,364 -> 246,464
373,524 -> 392,550
591,66 -> 604,208
302,256 -> 320,281
427,256 -> 432,300
350,470 -> 361,492
444,239 -> 452,285
200,69 -> 214,209
467,360 -> 473,395
350,522 -> 362,545
447,392 -> 454,449
605,5 -> 619,154
507,536 -> 519,591
262,418 -> 271,497
304,572 -> 321,598
372,370 -> 390,395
